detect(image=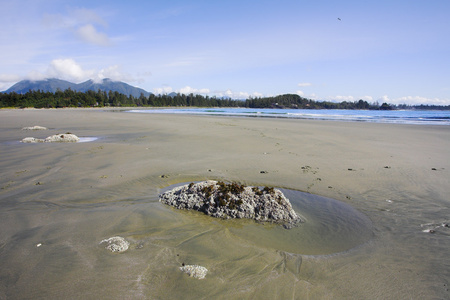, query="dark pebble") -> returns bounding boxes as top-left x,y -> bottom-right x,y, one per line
260,171 -> 268,174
